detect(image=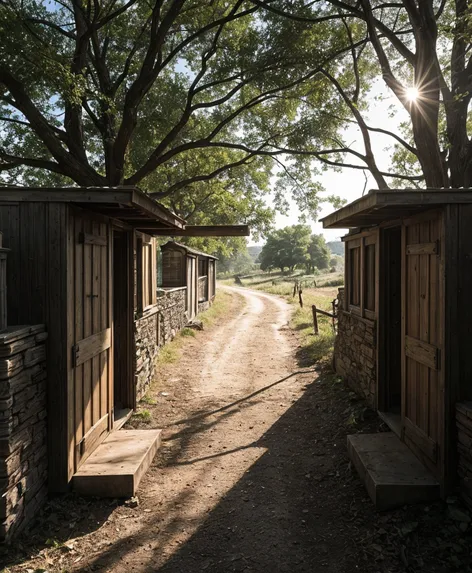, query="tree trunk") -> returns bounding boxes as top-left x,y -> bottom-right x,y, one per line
410,0 -> 448,188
